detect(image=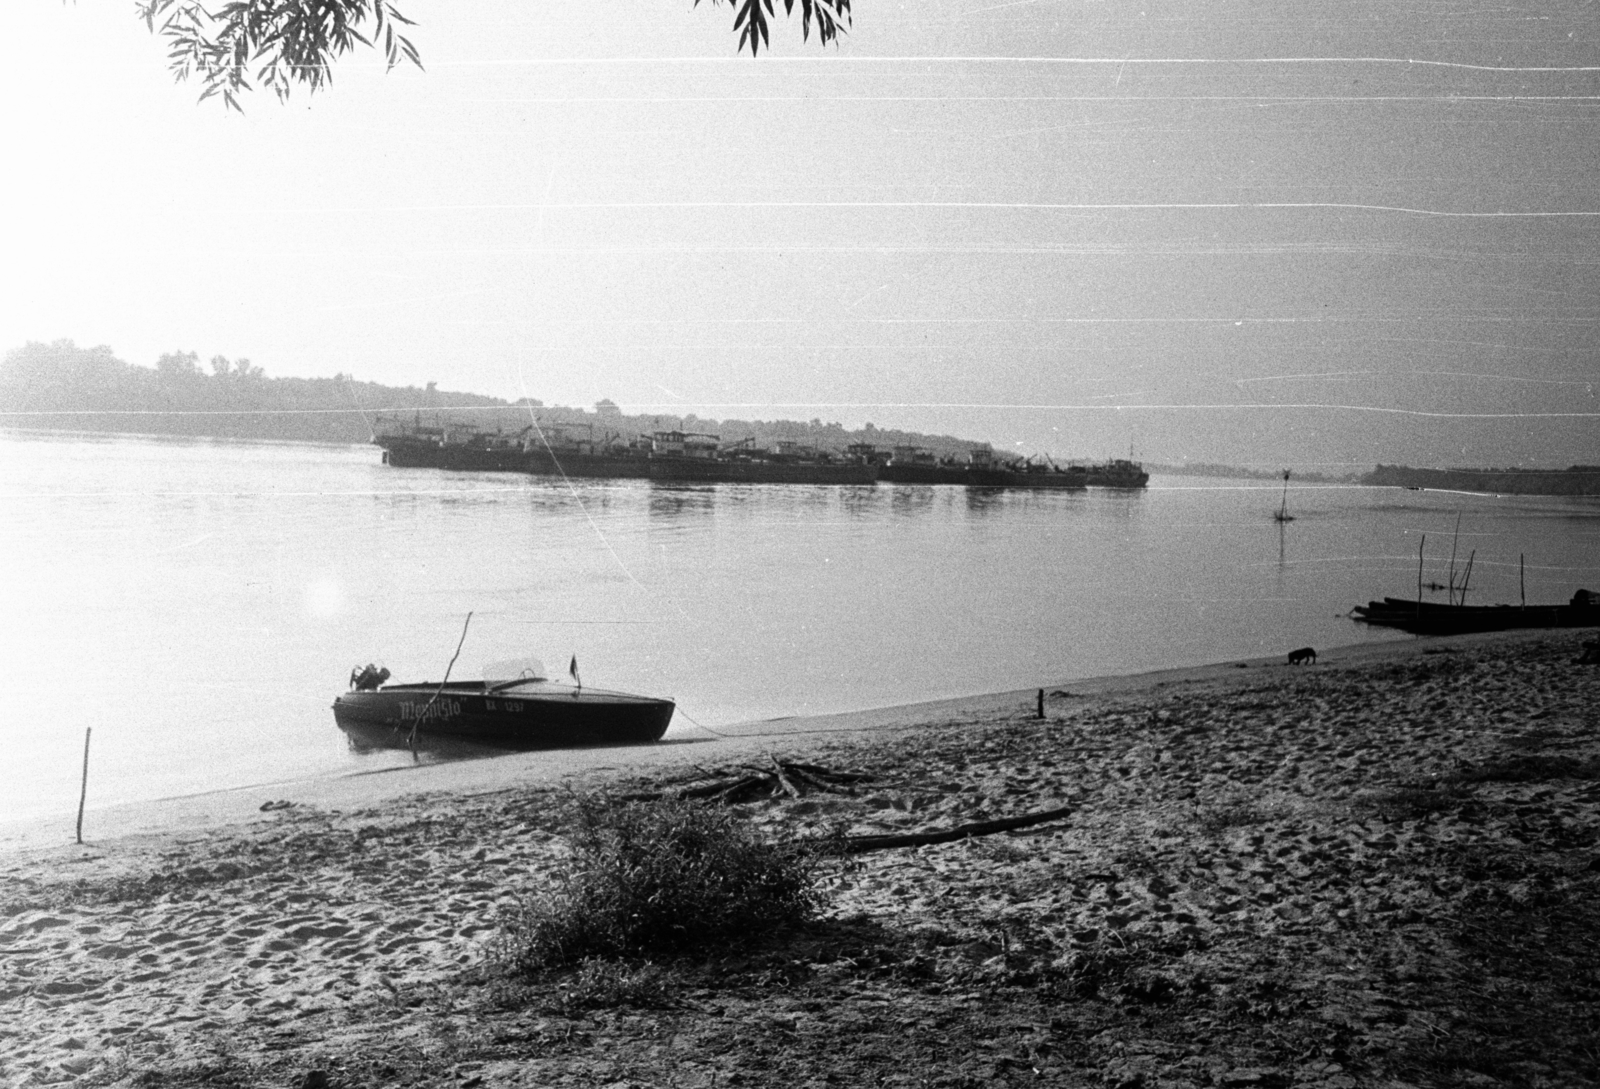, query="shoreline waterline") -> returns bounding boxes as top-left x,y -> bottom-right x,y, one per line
1,626 -> 1557,857
4,628 -> 1597,1087
8,431 -> 1595,823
